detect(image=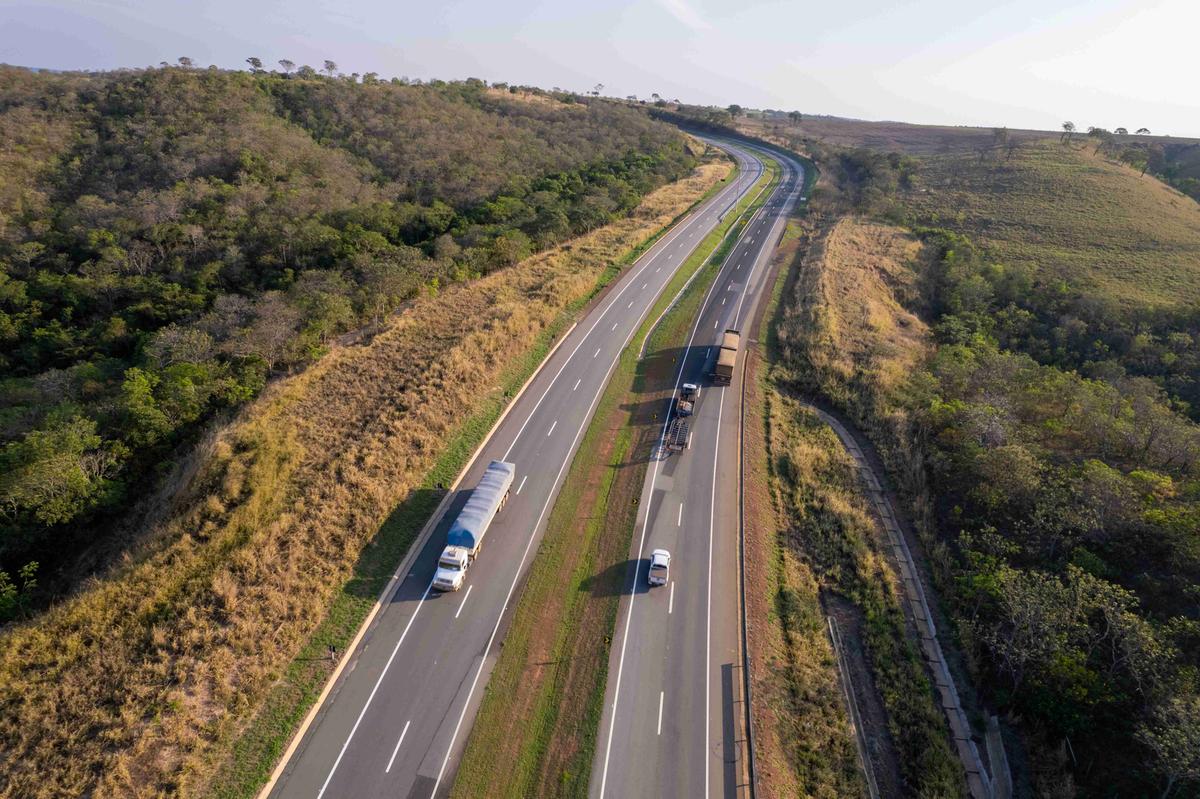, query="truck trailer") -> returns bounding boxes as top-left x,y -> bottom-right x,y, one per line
433,459 -> 516,591
712,329 -> 741,384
